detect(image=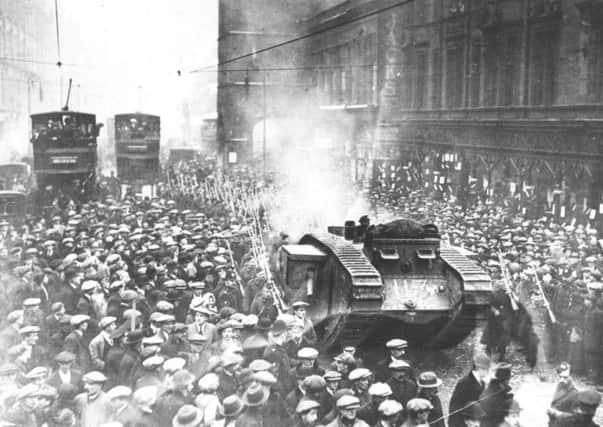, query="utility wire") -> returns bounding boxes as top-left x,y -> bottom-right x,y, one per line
190,0 -> 415,73
54,0 -> 62,67
0,56 -> 73,66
